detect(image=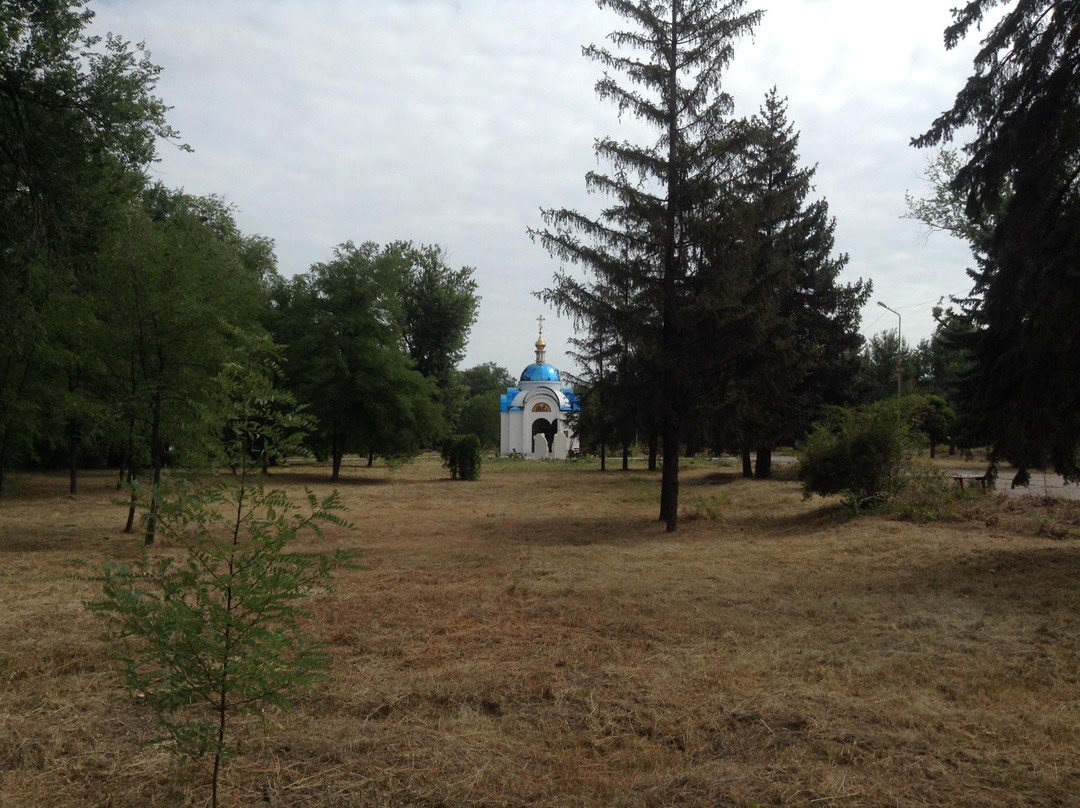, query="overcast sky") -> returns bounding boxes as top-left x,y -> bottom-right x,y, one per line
91,0 -> 984,379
